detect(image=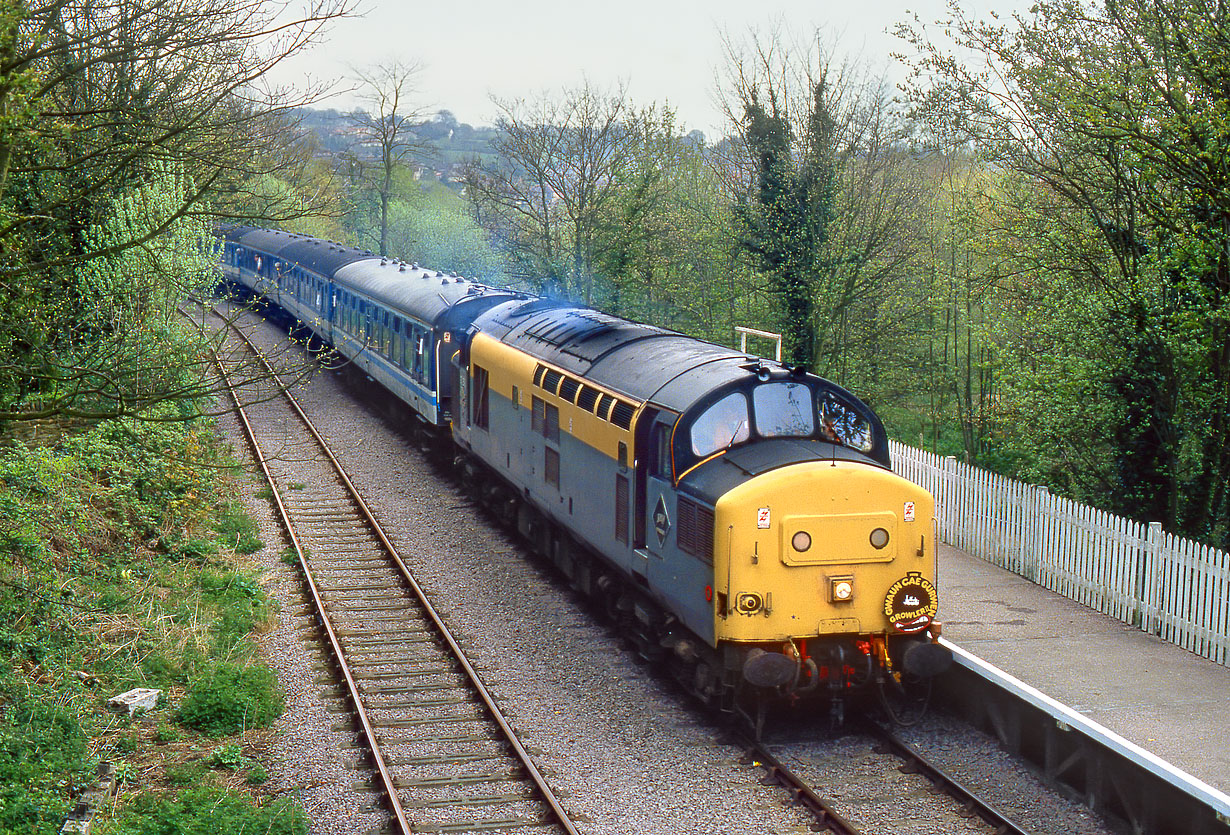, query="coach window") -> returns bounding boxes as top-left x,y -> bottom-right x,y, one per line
413,331 -> 425,381
690,392 -> 749,457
